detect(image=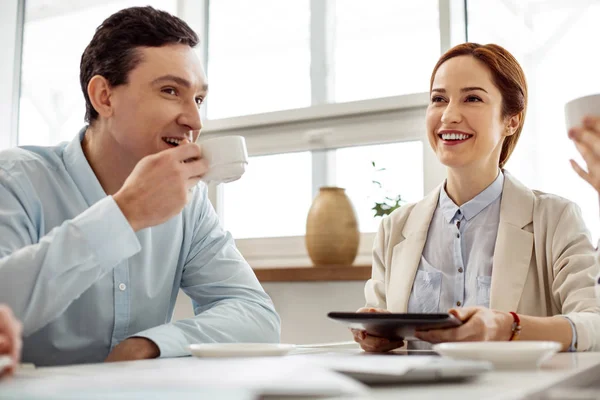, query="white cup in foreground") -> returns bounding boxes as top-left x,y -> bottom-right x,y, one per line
565,93 -> 600,130
197,135 -> 248,184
